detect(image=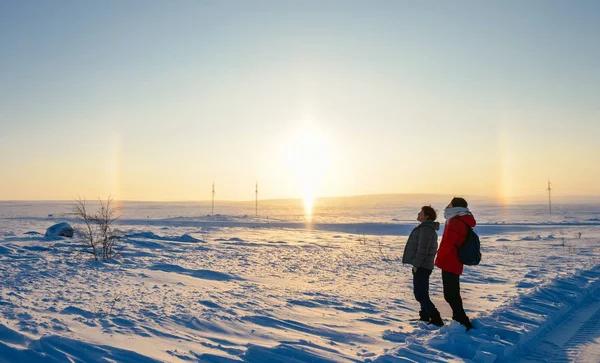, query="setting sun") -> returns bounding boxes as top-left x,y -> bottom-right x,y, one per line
285,123 -> 330,221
